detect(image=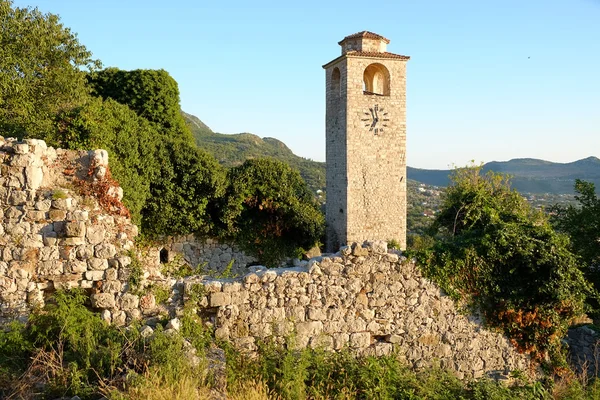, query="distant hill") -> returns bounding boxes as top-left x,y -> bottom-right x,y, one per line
183,111 -> 598,195
408,157 -> 600,194
182,111 -> 325,192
